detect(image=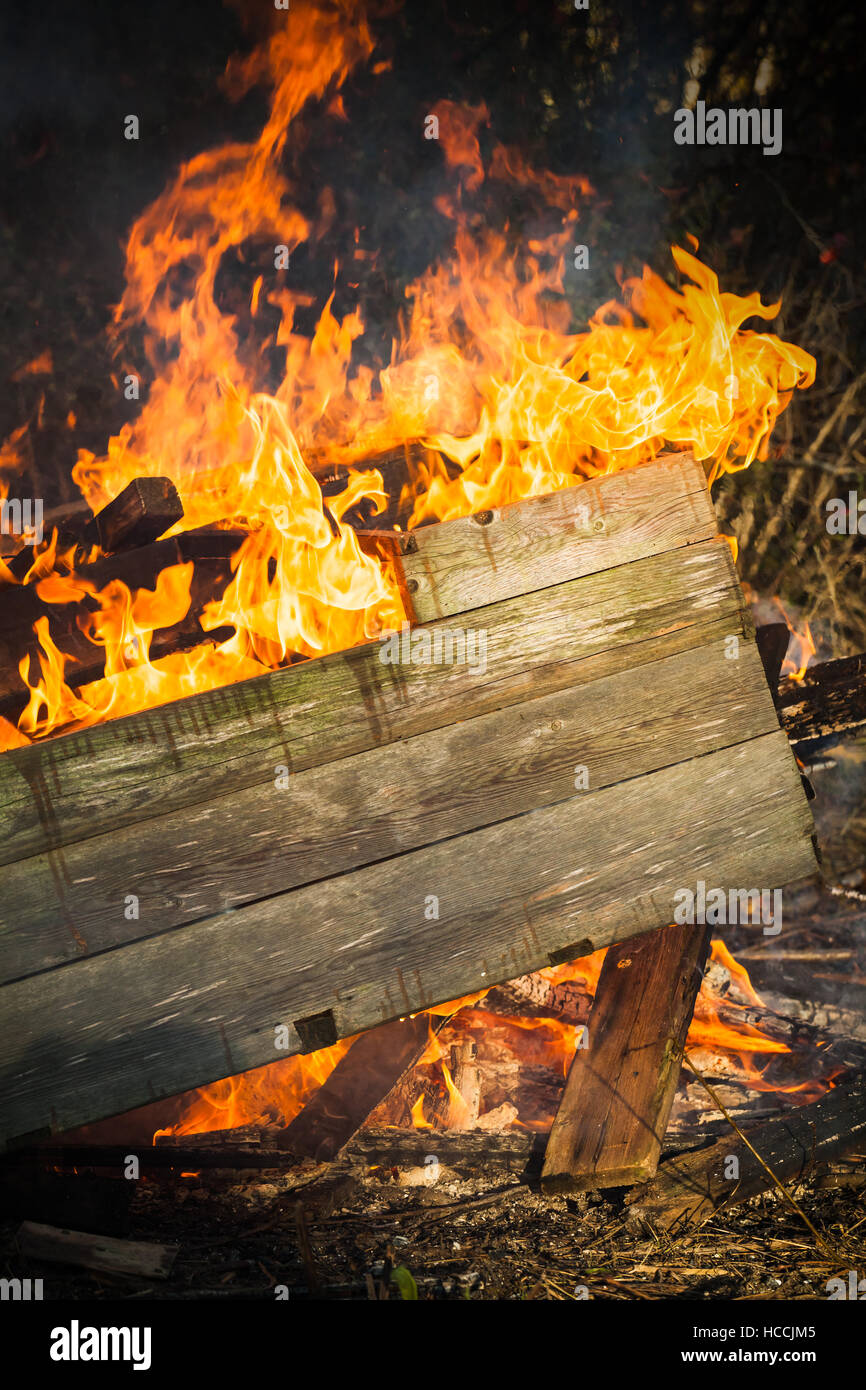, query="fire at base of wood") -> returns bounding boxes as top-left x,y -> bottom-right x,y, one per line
0,453 -> 819,1152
